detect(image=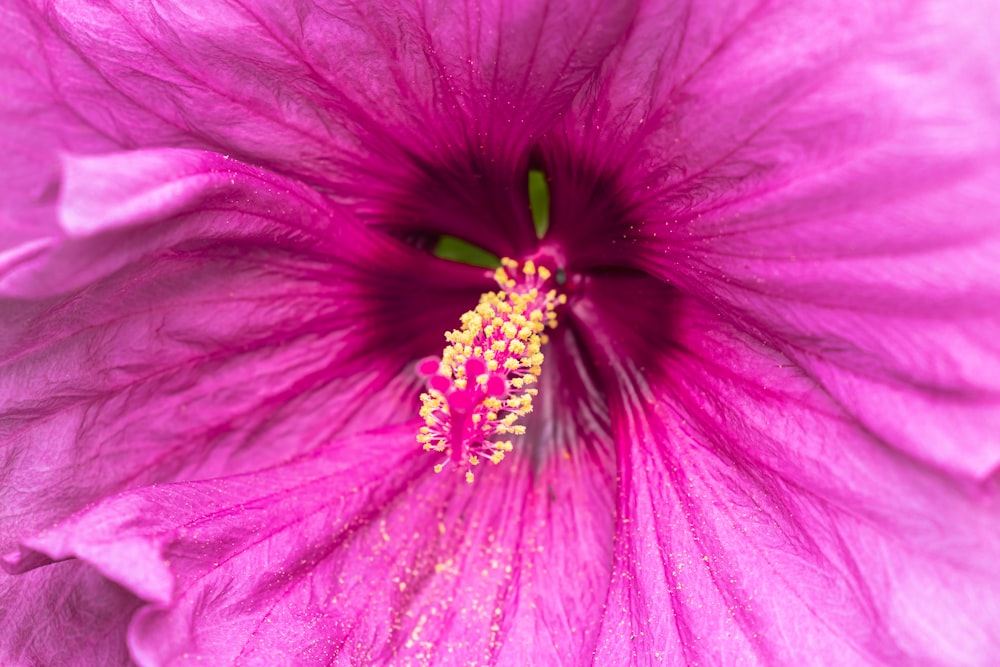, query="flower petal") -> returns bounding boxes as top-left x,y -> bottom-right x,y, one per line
0,147 -> 485,558
3,425 -> 417,664
0,561 -> 140,666
6,421 -> 618,665
578,285 -> 1000,665
555,0 -> 1000,224
550,0 -> 1000,478
2,147 -> 349,297
0,3 -> 116,249
5,0 -> 644,254
641,165 -> 1000,479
